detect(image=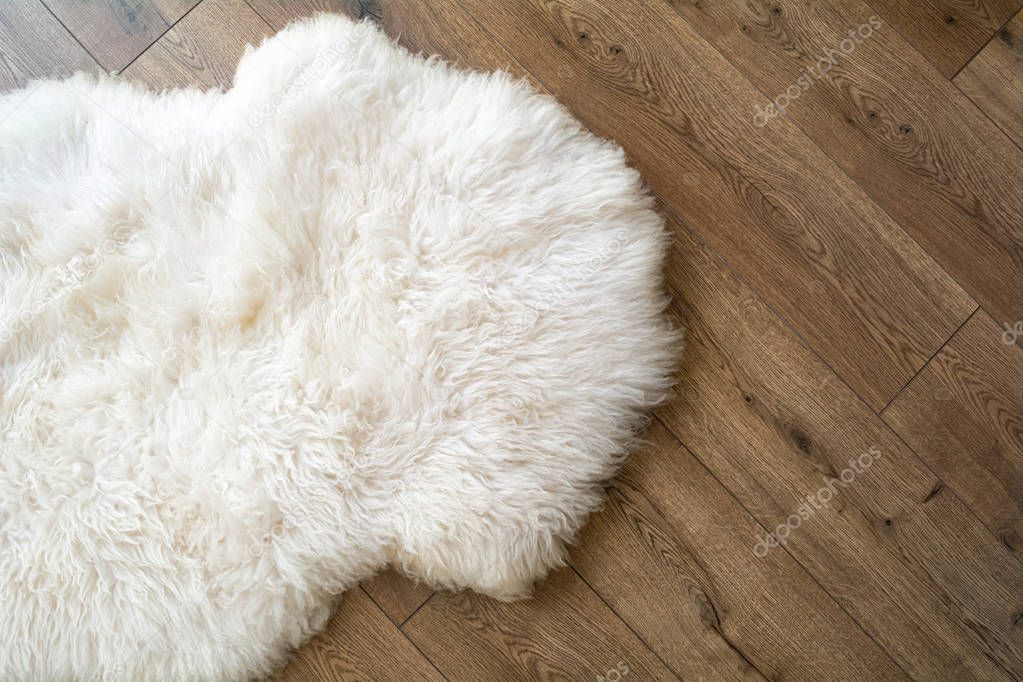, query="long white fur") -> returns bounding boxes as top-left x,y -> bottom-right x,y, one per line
0,14 -> 678,680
